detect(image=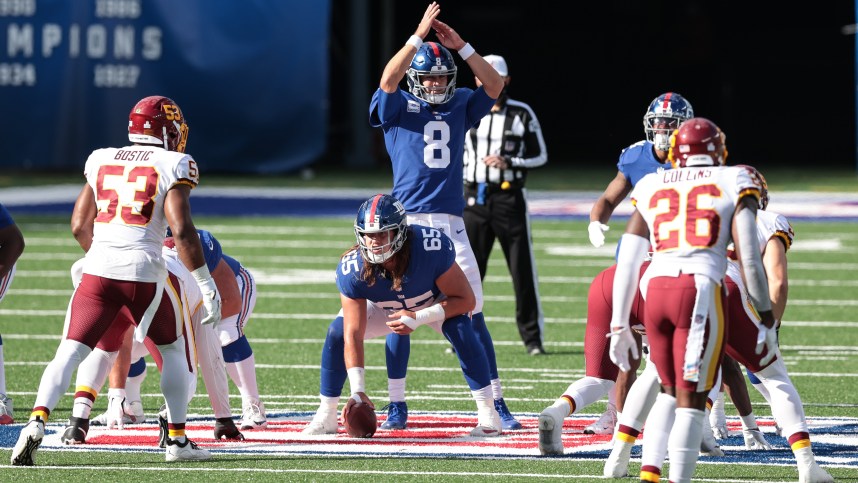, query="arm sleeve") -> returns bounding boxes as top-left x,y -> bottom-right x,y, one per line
610,233 -> 650,329
735,206 -> 772,313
